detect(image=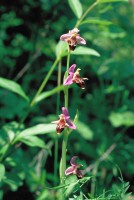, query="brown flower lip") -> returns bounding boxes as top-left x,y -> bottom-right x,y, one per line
51,107 -> 76,134
65,156 -> 83,179
64,65 -> 88,89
